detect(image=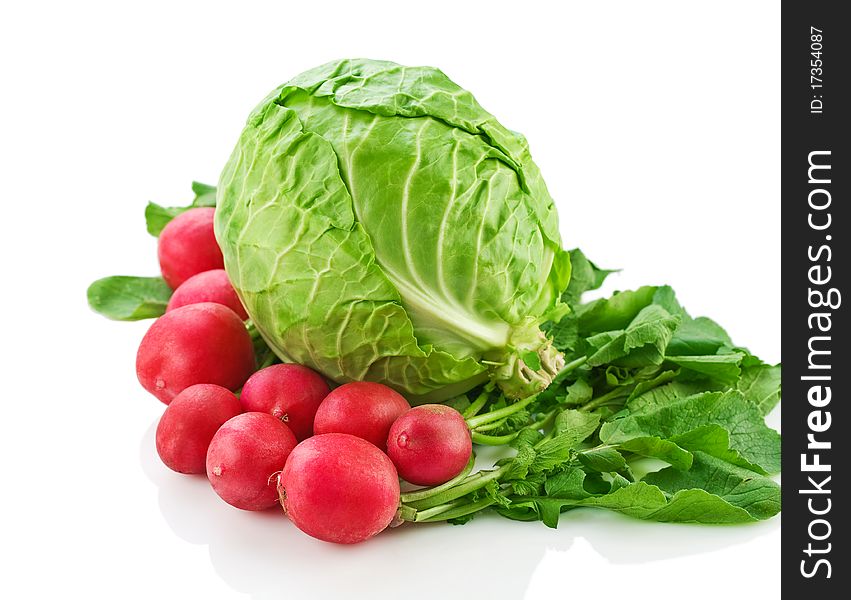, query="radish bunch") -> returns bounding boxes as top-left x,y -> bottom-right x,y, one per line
89,181 -> 783,540
132,207 -> 472,544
